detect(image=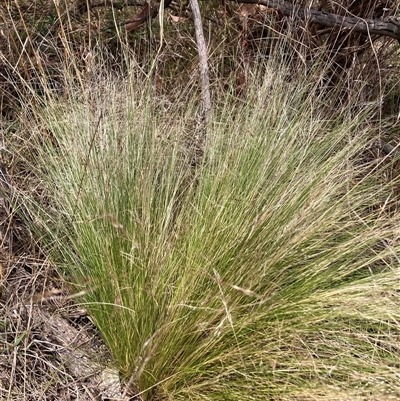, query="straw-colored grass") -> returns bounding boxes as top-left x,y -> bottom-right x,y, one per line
21,59 -> 400,401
